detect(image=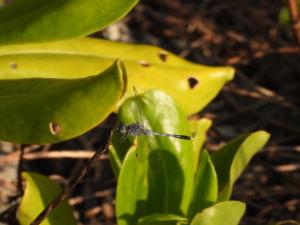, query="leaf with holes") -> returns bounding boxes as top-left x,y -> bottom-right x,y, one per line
0,60 -> 125,143
0,0 -> 138,45
0,37 -> 234,115
17,172 -> 76,225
